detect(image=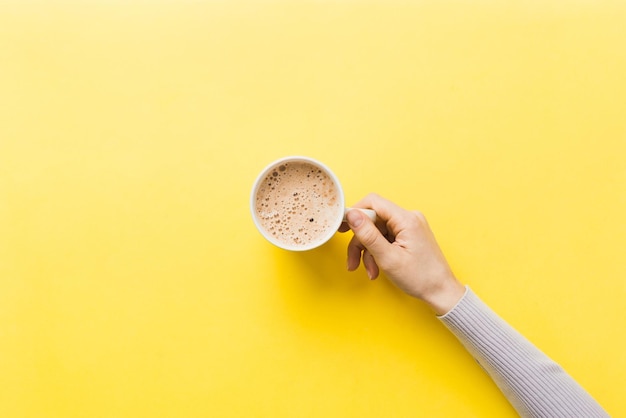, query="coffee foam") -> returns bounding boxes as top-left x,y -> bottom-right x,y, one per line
255,161 -> 342,248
